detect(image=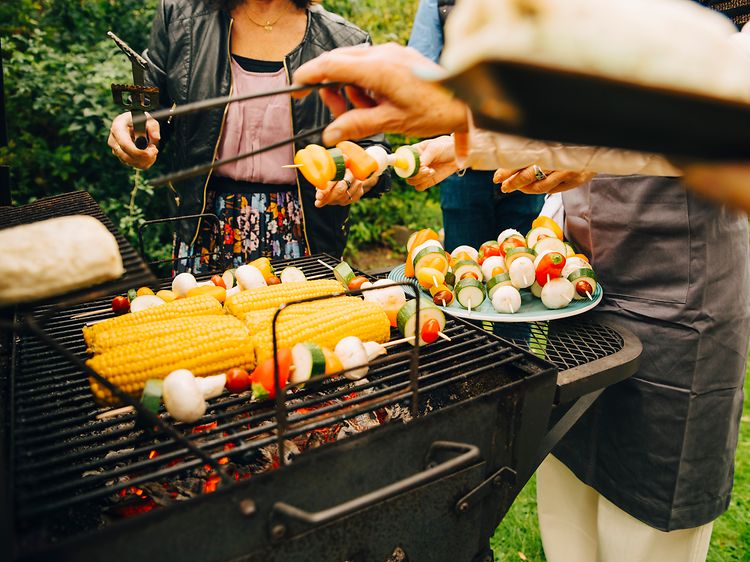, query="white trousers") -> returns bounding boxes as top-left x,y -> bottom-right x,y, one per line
536,455 -> 714,562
